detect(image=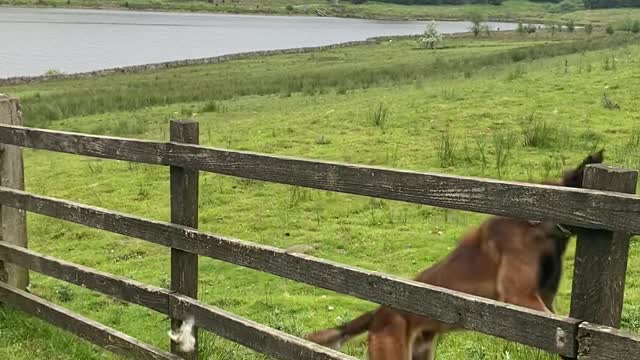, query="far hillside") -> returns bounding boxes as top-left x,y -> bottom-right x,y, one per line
3,0 -> 640,26
1,27 -> 640,359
